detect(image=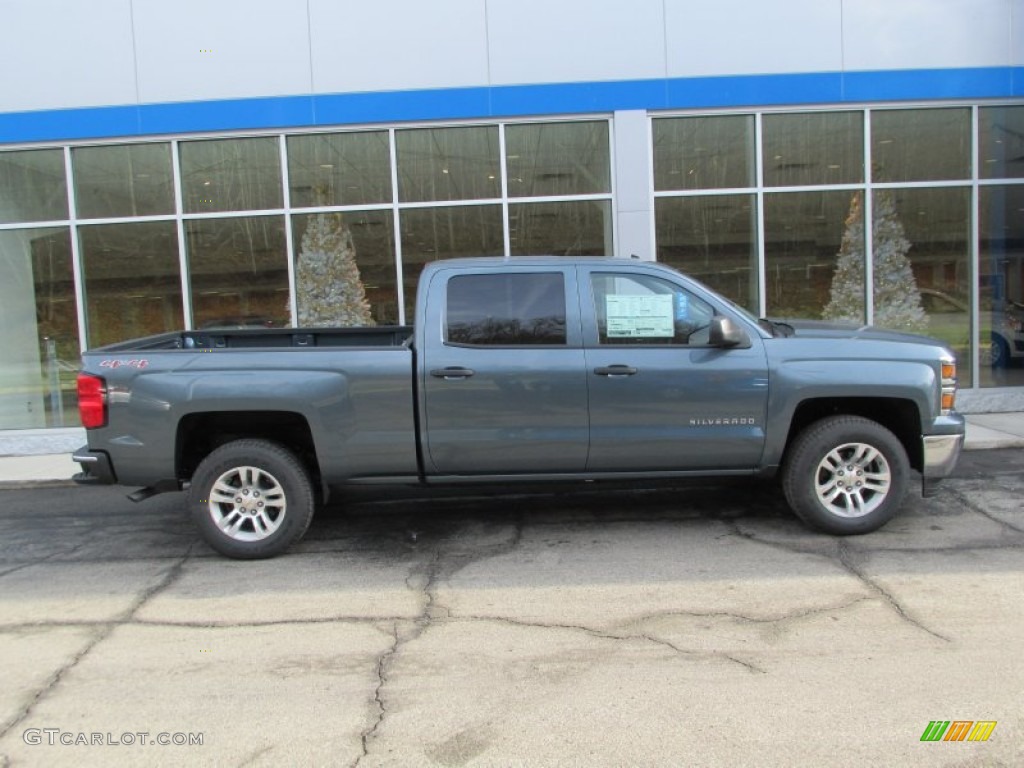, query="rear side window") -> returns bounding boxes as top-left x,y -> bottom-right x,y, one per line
446,273 -> 567,345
